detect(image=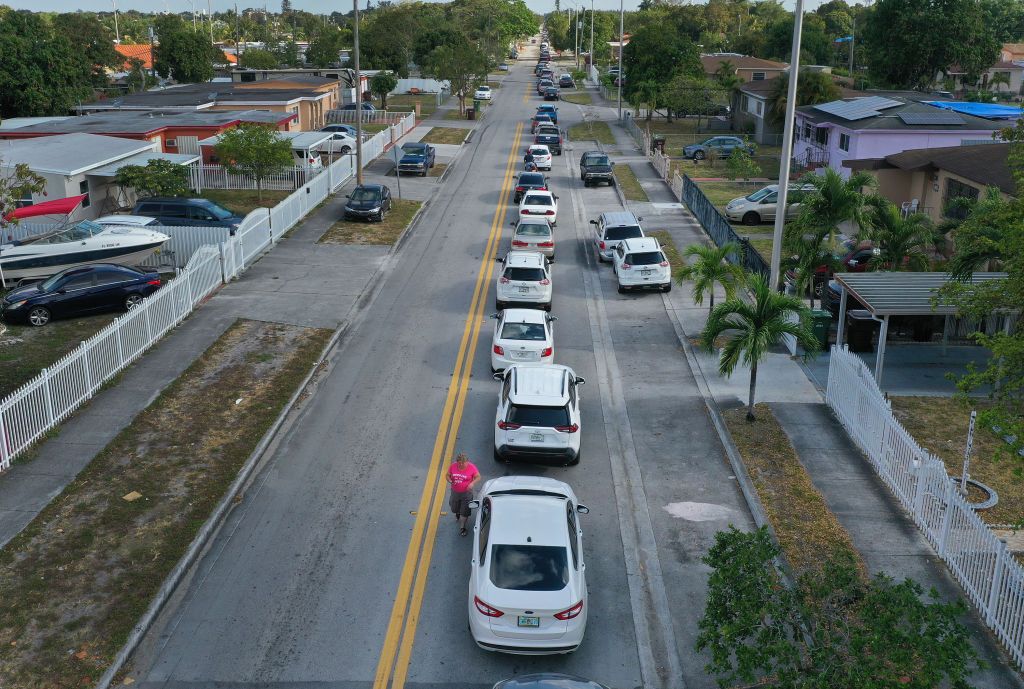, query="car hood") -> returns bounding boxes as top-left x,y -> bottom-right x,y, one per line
346,197 -> 381,209
584,163 -> 611,172
4,283 -> 43,302
400,152 -> 428,163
